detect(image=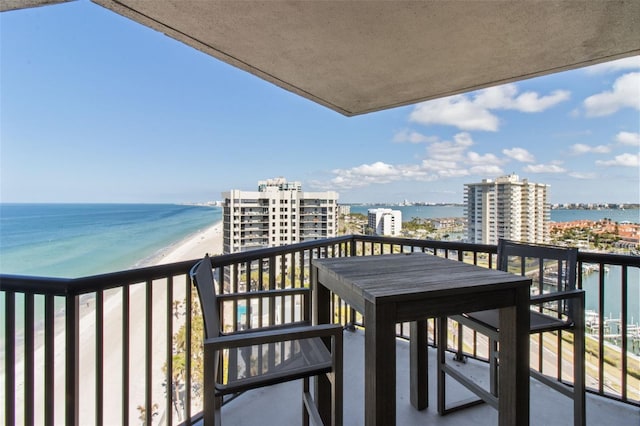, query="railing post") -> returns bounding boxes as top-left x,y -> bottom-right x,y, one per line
25,293 -> 35,426
66,294 -> 80,426
345,237 -> 357,331
96,290 -> 104,426
44,295 -> 54,424
5,292 -> 15,426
